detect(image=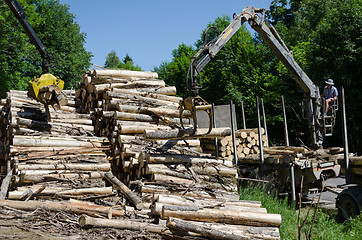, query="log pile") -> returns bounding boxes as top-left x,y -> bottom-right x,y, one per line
0,69 -> 282,239
201,128 -> 268,159
74,69 -> 282,238
335,147 -> 362,182
346,156 -> 362,178
0,90 -> 111,200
